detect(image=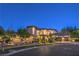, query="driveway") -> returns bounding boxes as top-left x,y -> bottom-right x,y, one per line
9,43 -> 79,56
